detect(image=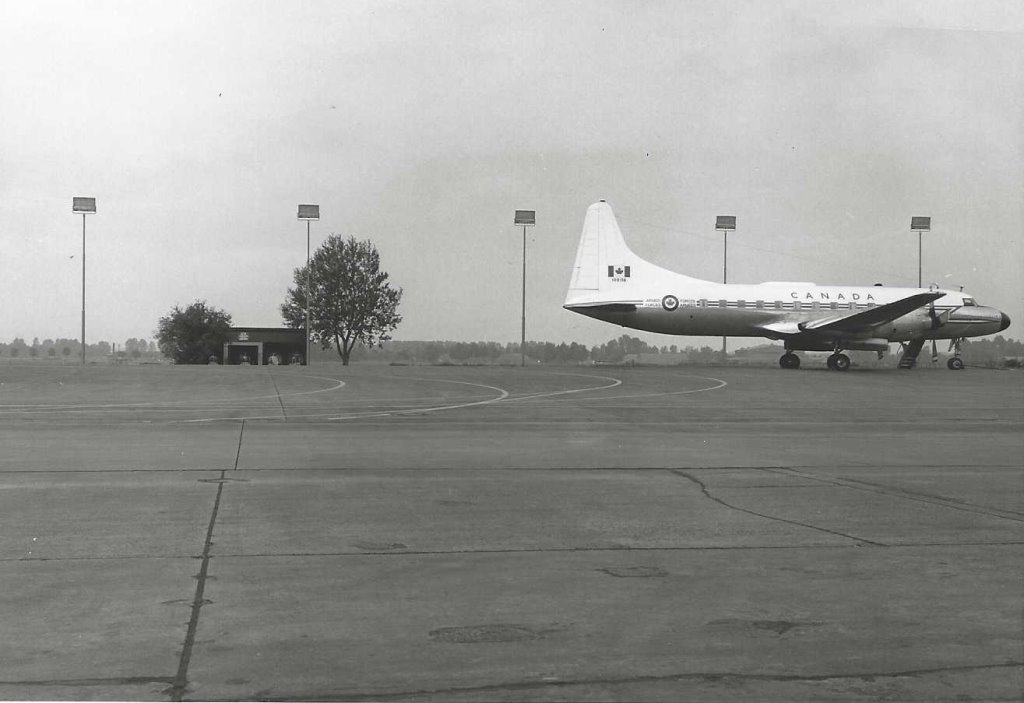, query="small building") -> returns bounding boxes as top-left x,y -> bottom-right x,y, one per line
223,327 -> 306,365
